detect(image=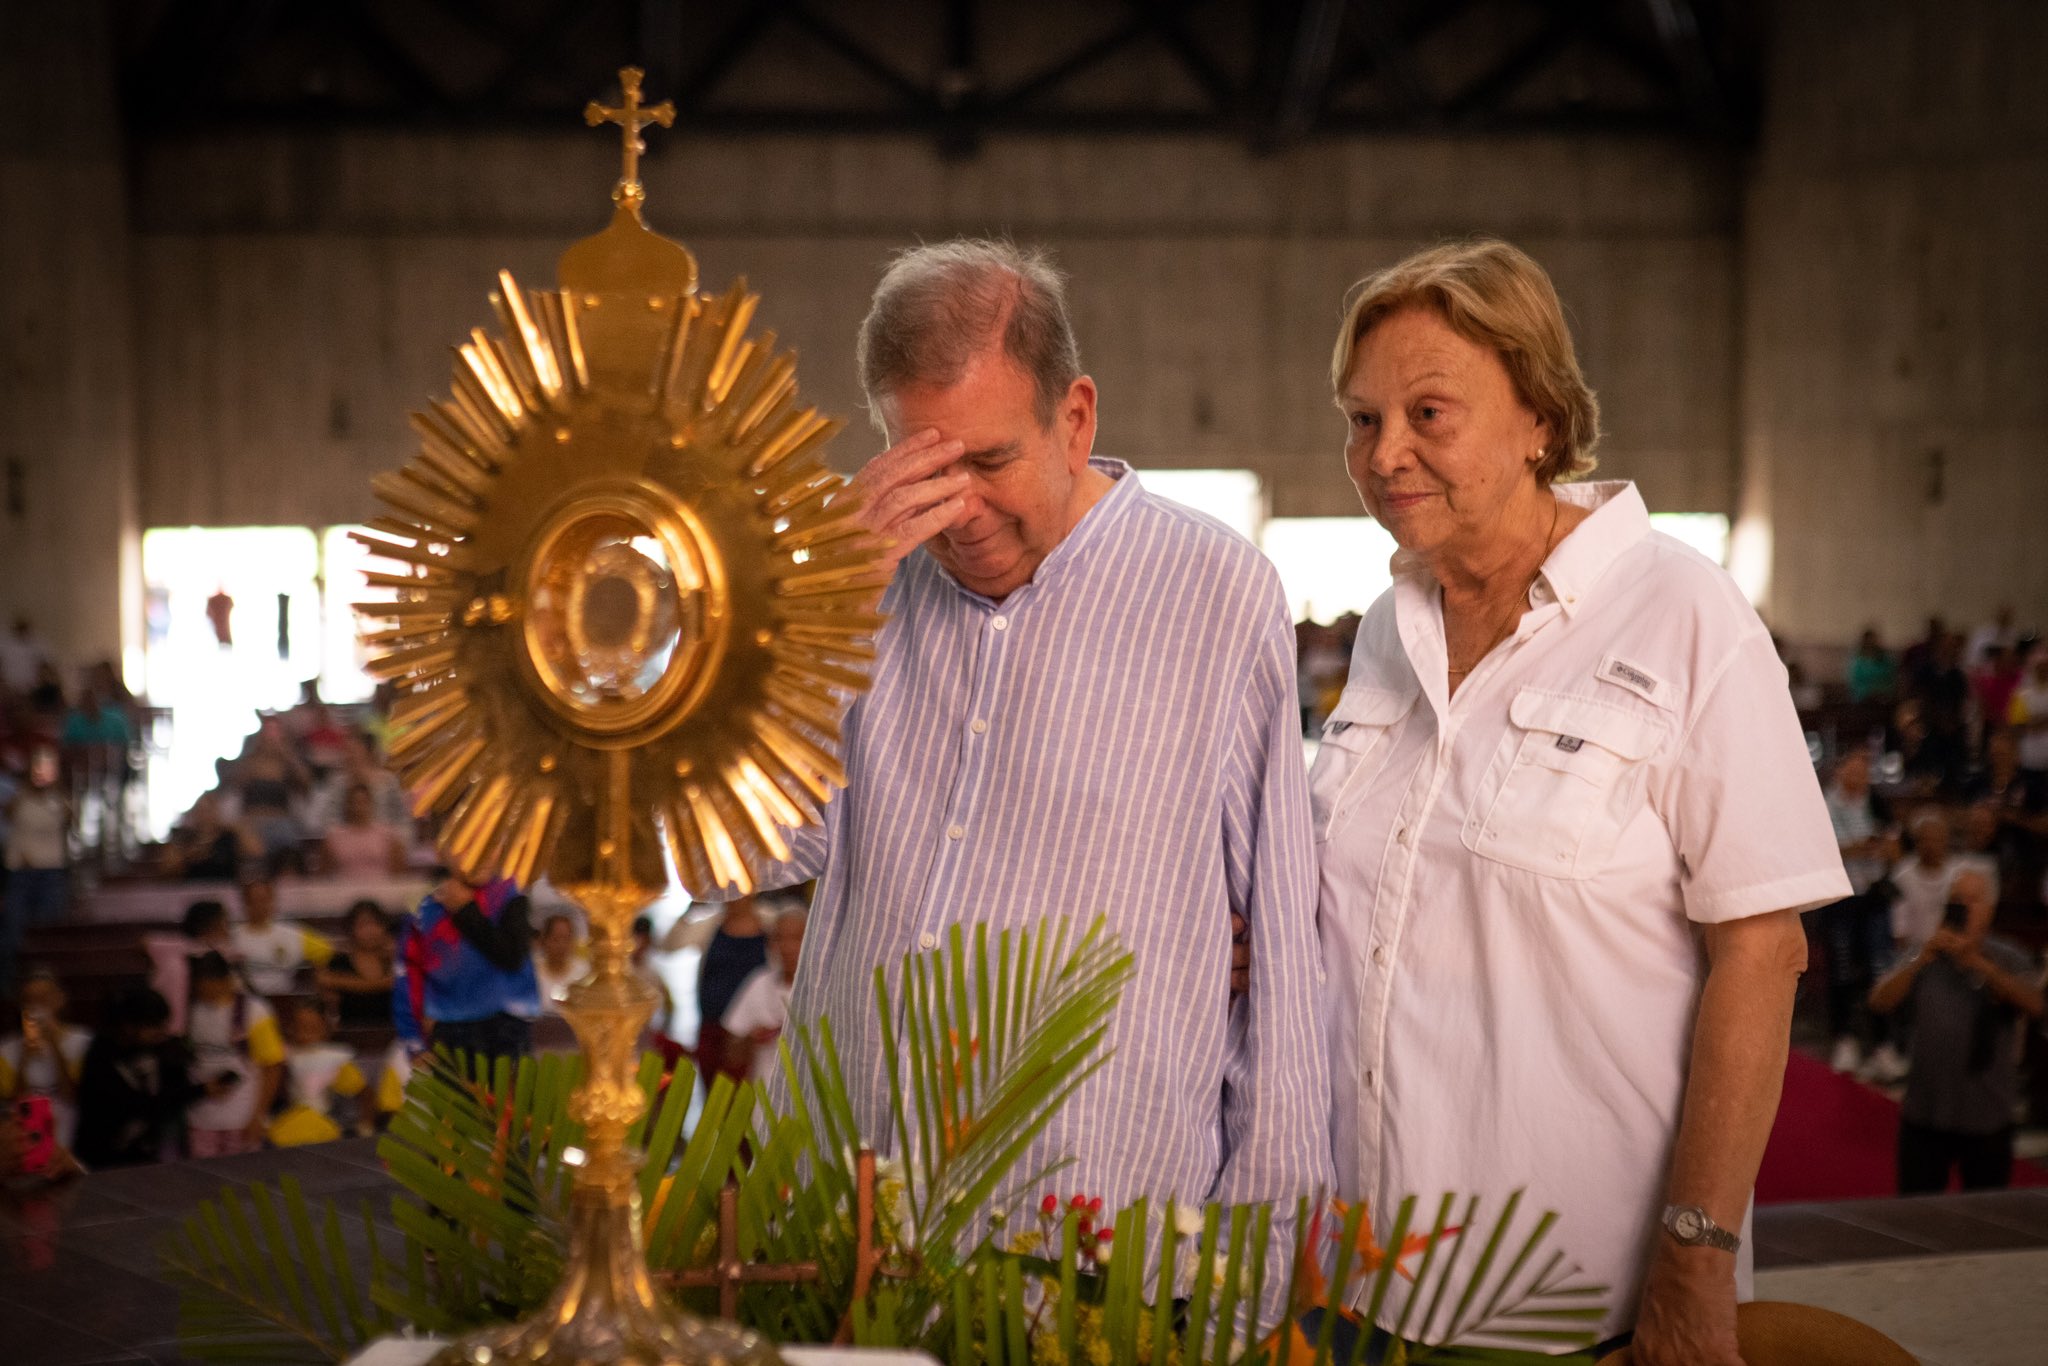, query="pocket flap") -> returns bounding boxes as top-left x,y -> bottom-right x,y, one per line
1508,688 -> 1664,760
1323,685 -> 1416,737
